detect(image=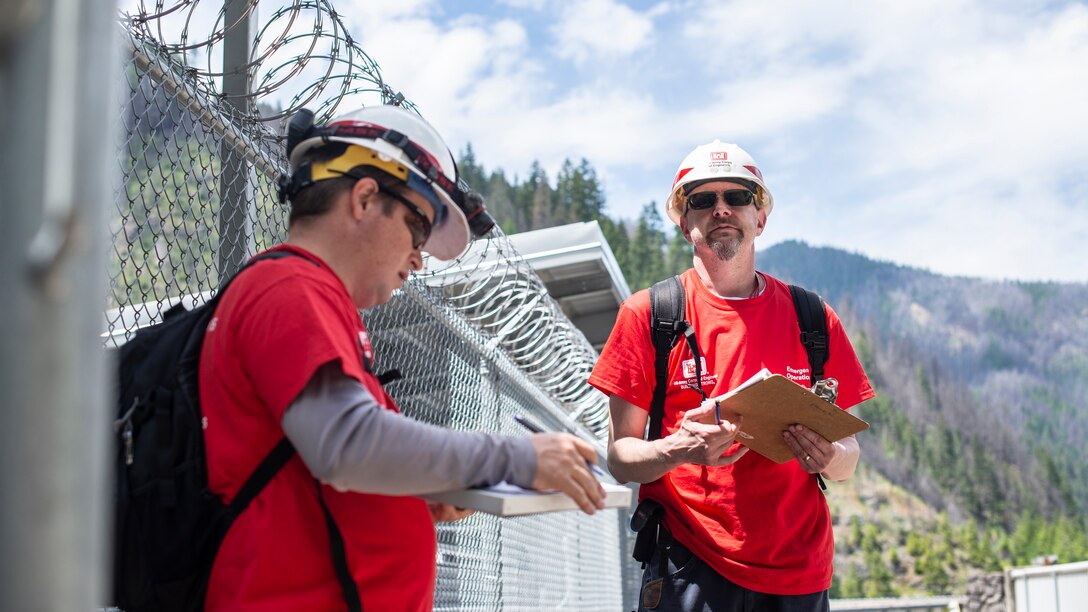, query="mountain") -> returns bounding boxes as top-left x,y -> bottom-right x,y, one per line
758,240 -> 1088,594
